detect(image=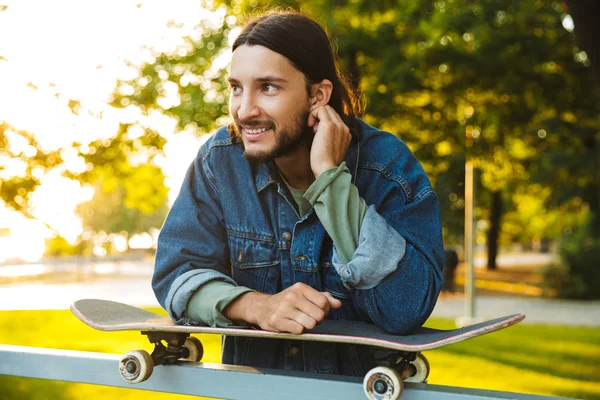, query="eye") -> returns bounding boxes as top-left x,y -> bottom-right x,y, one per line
230,85 -> 242,95
262,83 -> 278,93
